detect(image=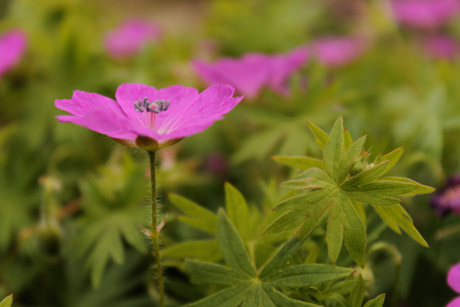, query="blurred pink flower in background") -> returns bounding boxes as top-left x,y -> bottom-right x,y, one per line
431,175 -> 460,216
105,19 -> 161,58
0,30 -> 27,77
193,48 -> 307,99
423,36 -> 459,59
307,37 -> 367,67
391,0 -> 460,30
447,263 -> 460,307
55,83 -> 242,148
